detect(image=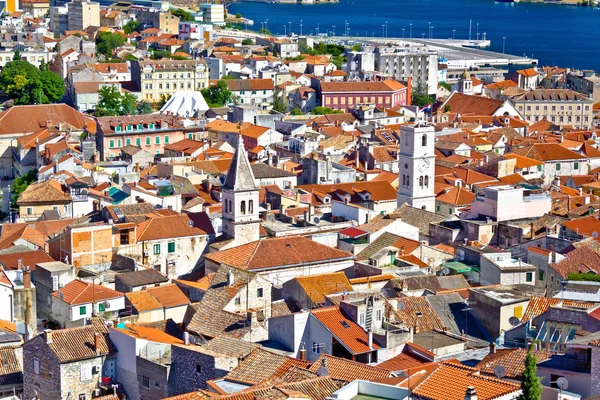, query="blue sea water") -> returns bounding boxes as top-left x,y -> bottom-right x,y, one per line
229,0 -> 600,70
